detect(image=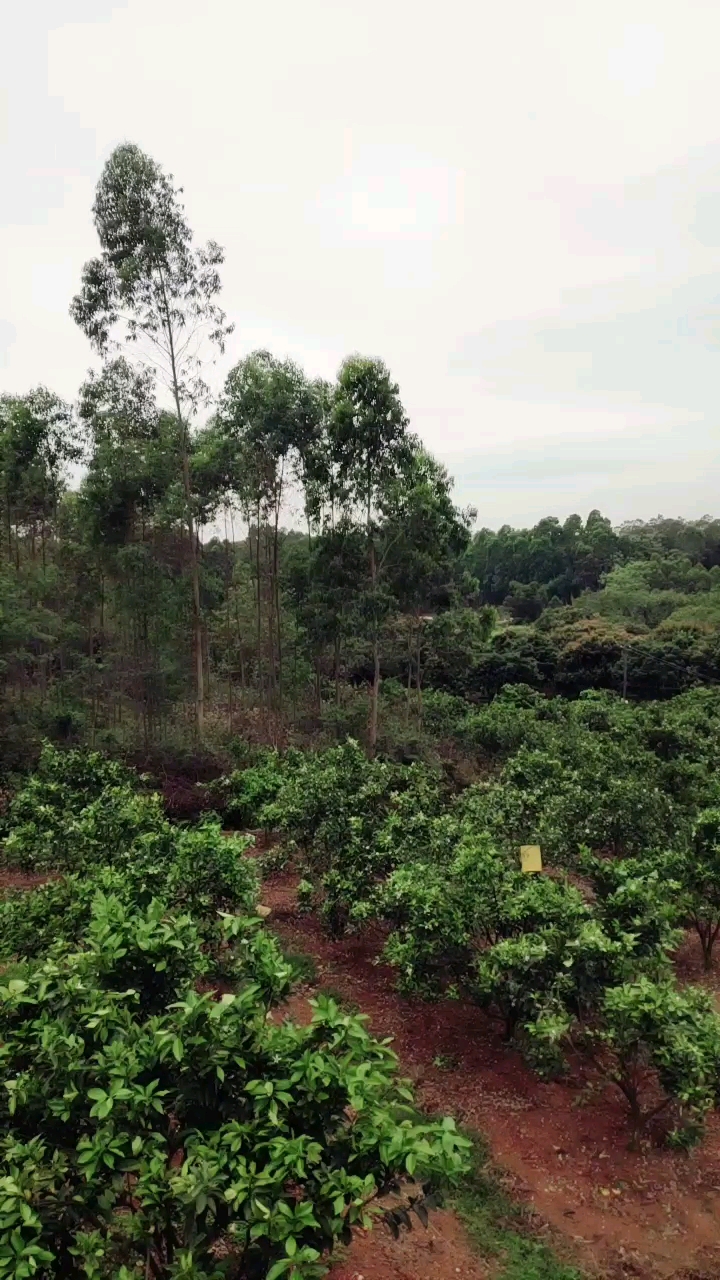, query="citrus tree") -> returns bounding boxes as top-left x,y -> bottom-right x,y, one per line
668,809 -> 720,969
532,978 -> 720,1147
